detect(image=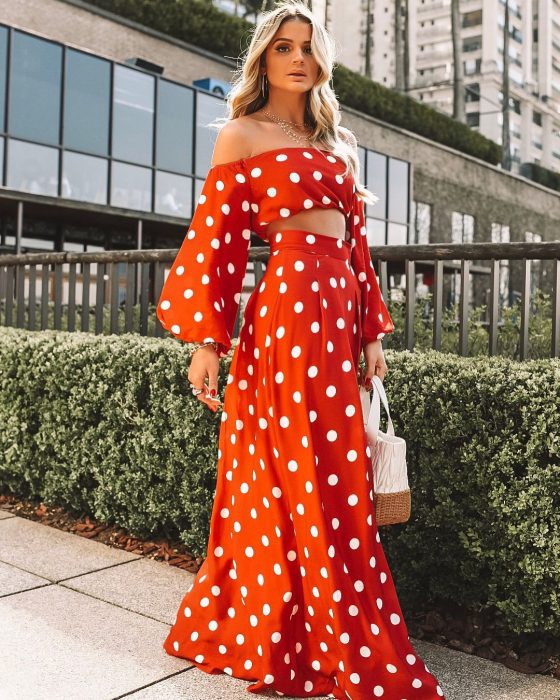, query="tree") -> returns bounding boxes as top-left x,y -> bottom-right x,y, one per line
501,0 -> 512,170
242,0 -> 261,19
451,0 -> 465,122
364,0 -> 372,78
403,0 -> 409,92
395,0 -> 405,91
394,0 -> 409,92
